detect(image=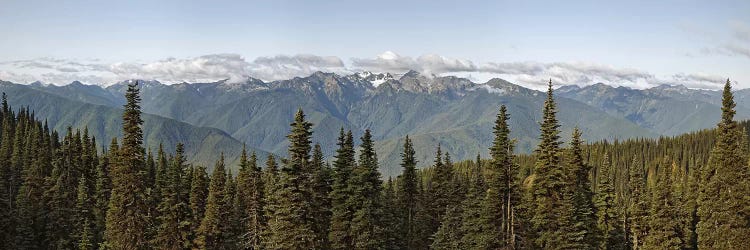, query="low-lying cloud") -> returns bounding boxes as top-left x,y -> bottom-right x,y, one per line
0,52 -> 732,90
